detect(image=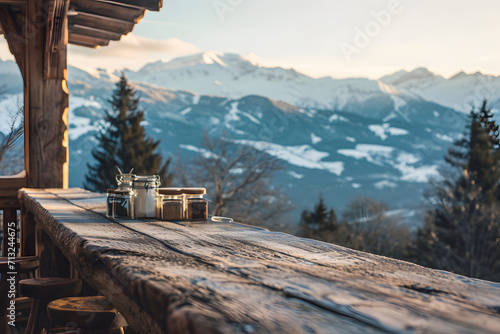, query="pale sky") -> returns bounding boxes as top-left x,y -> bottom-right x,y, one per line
1,0 -> 500,79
